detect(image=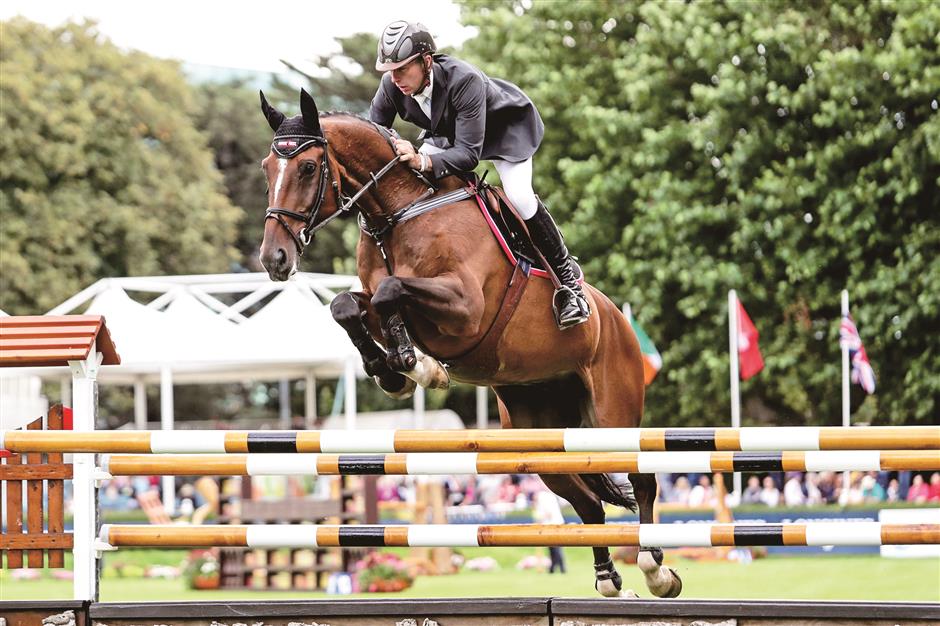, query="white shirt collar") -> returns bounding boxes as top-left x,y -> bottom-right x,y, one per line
413,68 -> 433,103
